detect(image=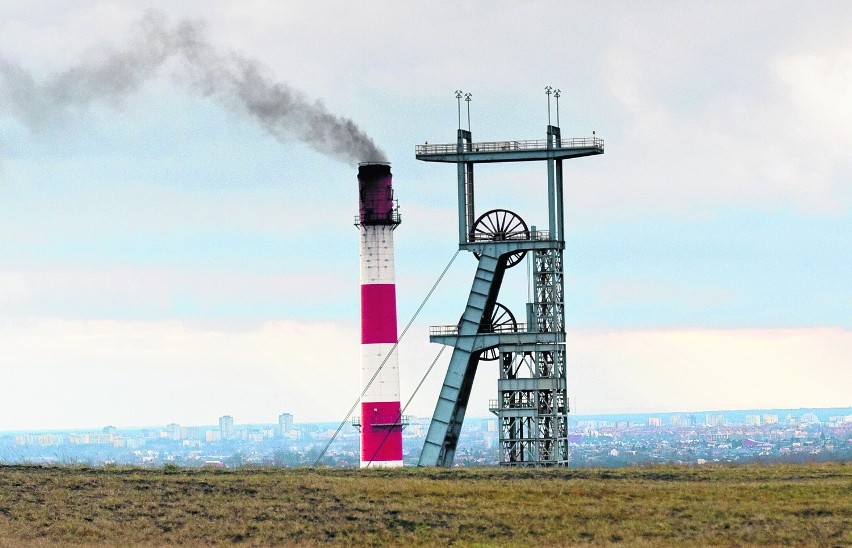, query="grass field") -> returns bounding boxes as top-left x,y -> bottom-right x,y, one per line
0,462 -> 850,546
